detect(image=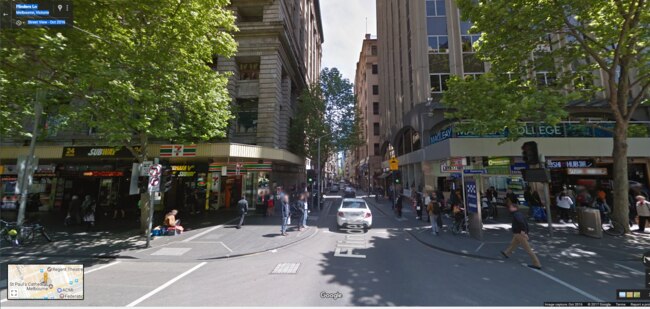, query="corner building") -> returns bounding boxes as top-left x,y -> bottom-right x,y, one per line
376,0 -> 650,202
0,0 -> 323,218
